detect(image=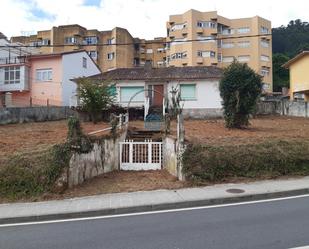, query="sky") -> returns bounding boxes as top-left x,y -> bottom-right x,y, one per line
0,0 -> 308,39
